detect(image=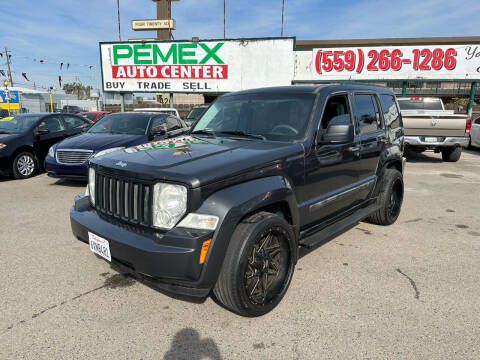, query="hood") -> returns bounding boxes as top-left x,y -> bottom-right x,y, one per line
56,132 -> 146,152
92,135 -> 304,188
